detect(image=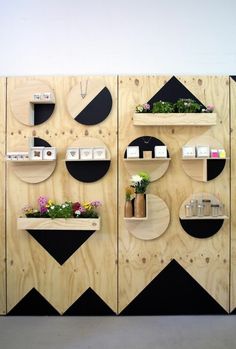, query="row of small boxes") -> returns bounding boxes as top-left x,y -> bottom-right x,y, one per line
66,147 -> 107,160
182,145 -> 226,158
6,147 -> 56,161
